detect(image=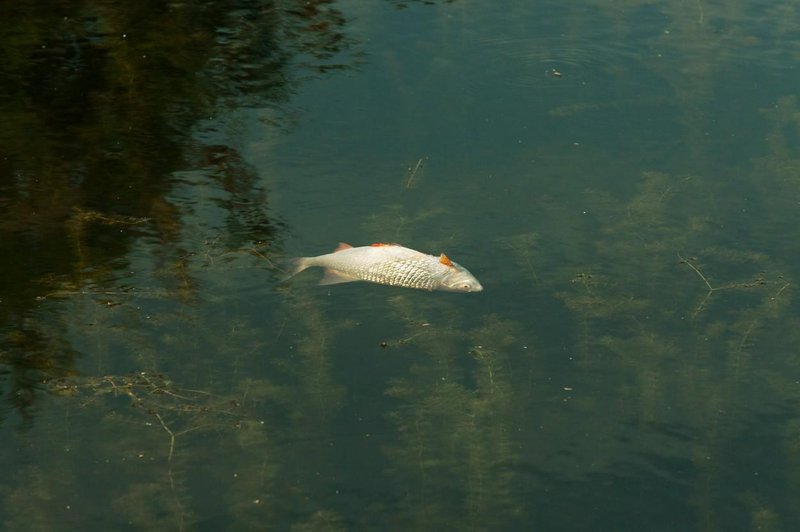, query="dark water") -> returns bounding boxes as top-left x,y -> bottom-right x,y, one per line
2,0 -> 800,530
